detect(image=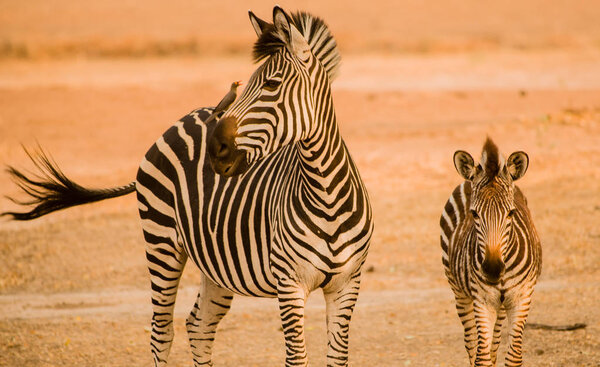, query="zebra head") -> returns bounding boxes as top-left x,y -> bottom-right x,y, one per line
208,6 -> 341,177
453,138 -> 529,284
